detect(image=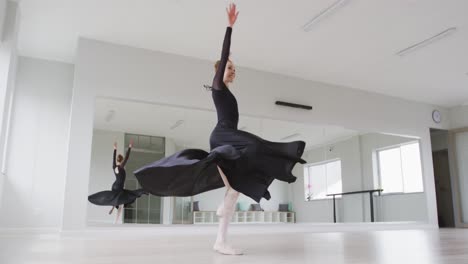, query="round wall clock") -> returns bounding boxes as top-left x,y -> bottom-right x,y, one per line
432,110 -> 441,124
